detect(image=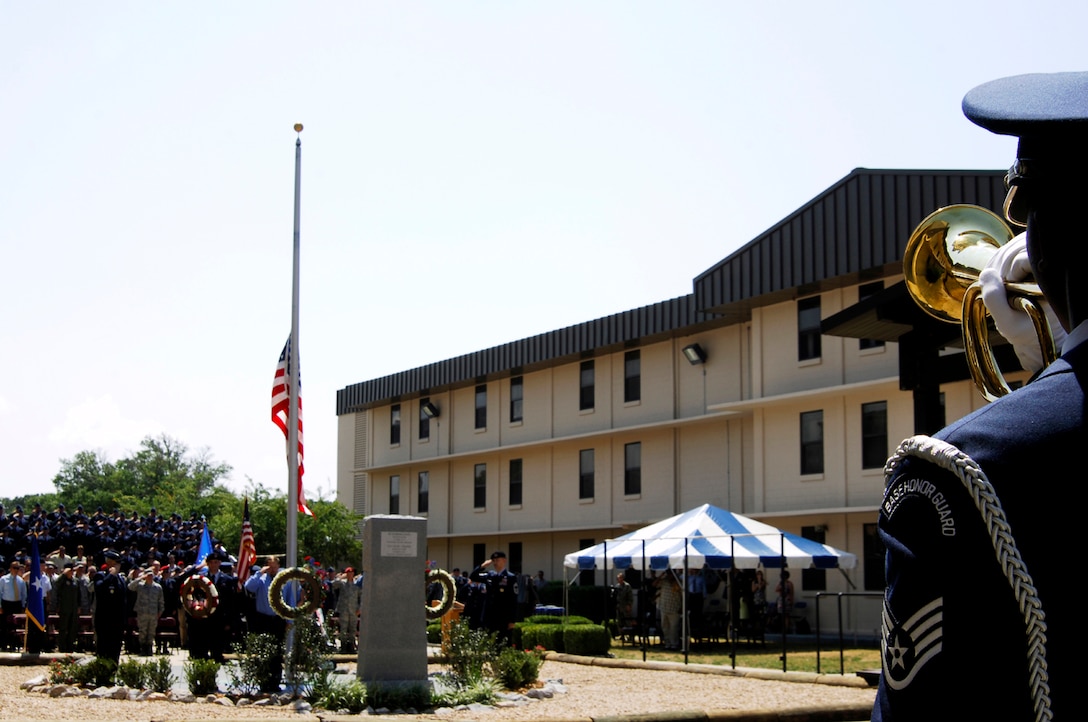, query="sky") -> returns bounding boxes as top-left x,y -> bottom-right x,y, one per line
3,2 -> 1086,504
